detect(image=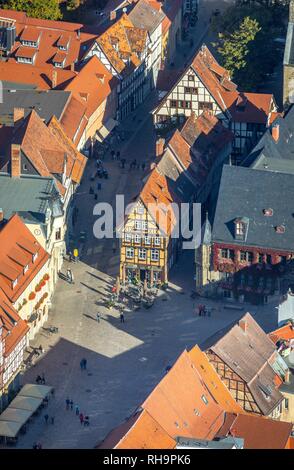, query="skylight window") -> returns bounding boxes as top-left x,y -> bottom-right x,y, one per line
201,395 -> 209,405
